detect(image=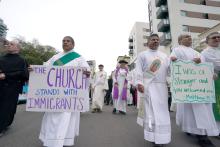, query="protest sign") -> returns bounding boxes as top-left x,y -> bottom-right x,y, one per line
26,65 -> 89,112
171,60 -> 215,103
